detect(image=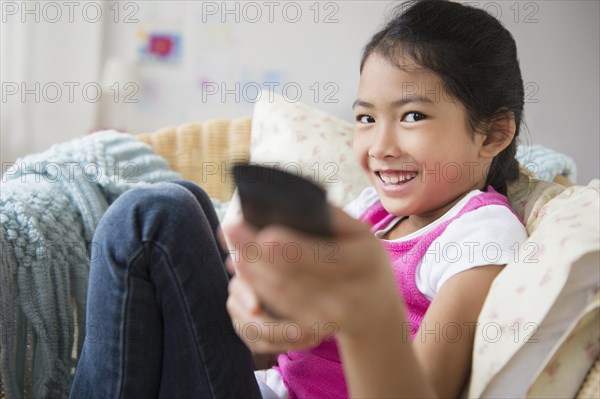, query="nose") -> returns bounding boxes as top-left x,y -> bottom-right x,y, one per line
368,122 -> 402,159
